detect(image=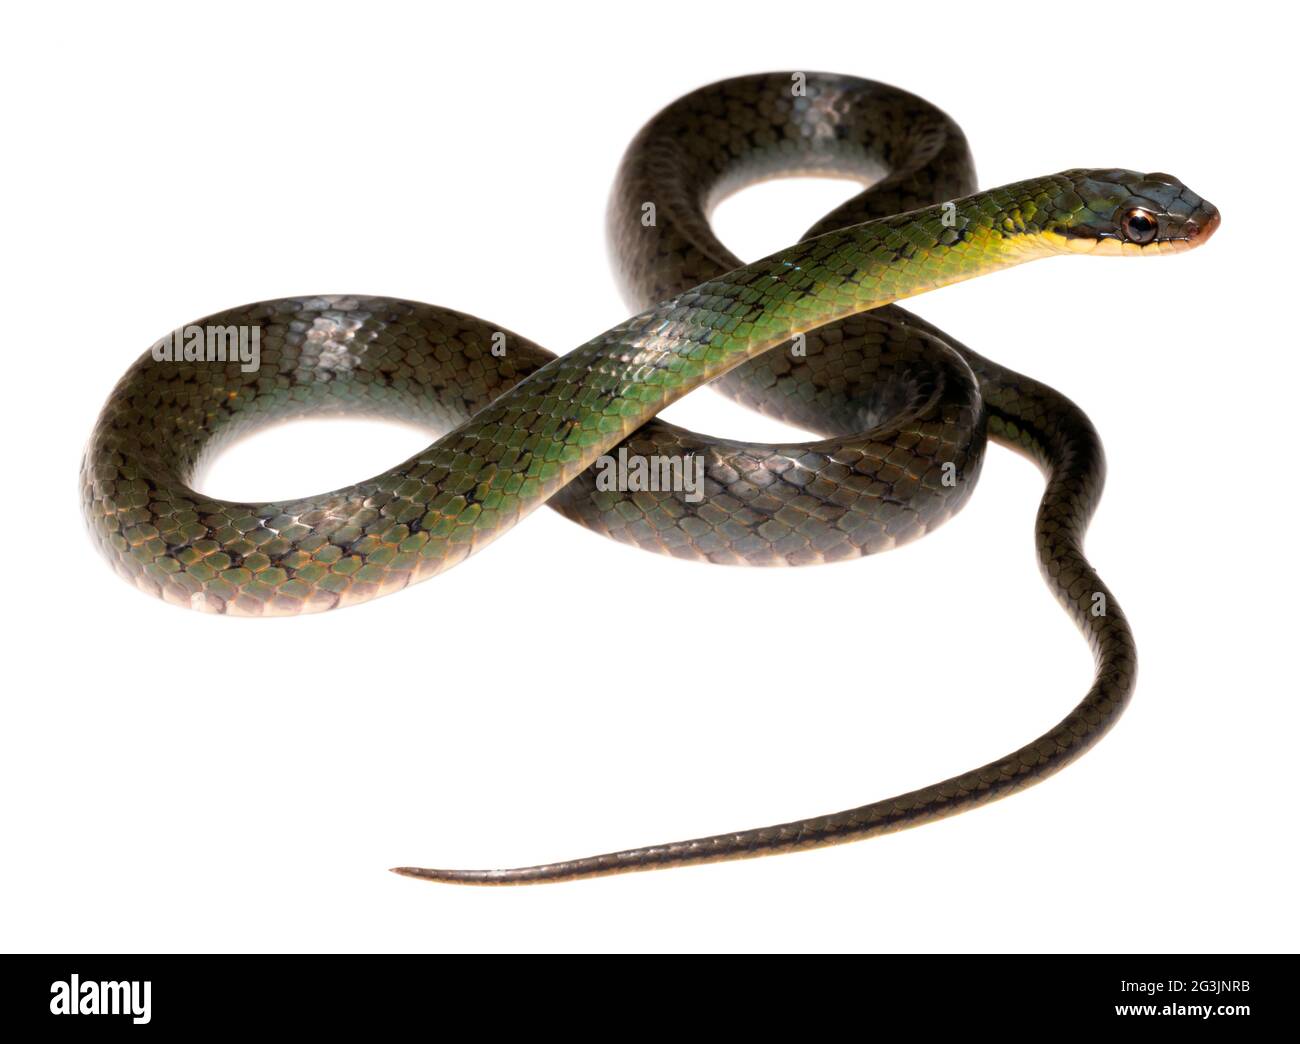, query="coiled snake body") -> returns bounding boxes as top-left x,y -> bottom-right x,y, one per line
82,73 -> 1218,883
